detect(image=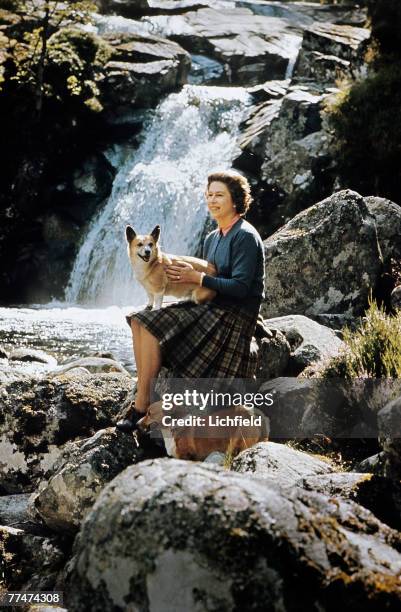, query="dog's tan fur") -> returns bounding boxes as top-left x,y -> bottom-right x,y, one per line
126,225 -> 217,310
137,400 -> 269,461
